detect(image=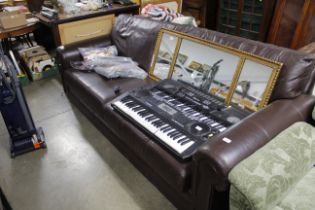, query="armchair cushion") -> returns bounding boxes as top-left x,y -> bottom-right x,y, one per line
273,168 -> 315,210
228,122 -> 315,210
